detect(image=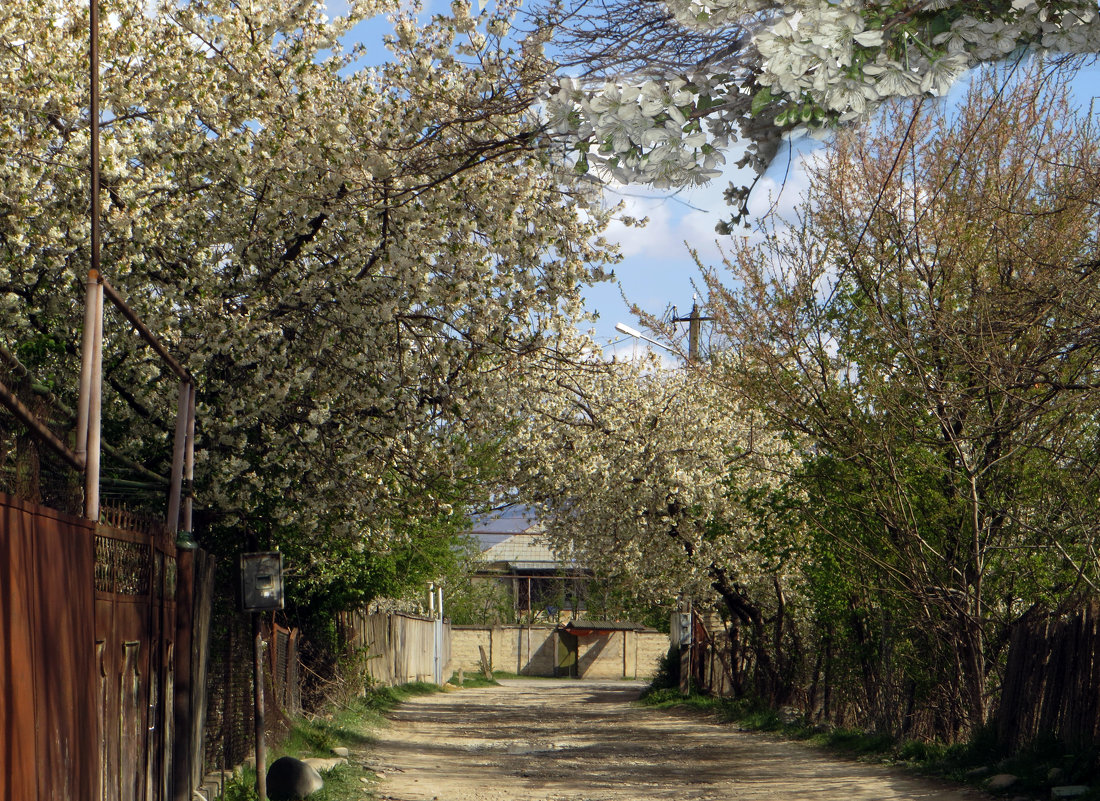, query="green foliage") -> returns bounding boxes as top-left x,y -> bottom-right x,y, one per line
641,646 -> 680,695
219,766 -> 258,801
444,572 -> 516,625
448,671 -> 499,688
